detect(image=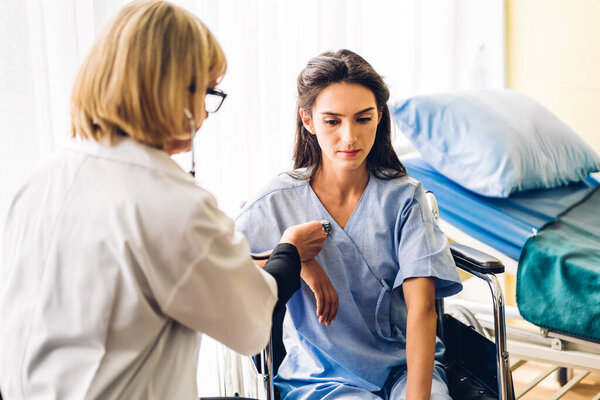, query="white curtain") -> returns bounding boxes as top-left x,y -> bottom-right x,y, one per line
178,0 -> 507,216
0,0 -> 505,397
0,0 -> 504,222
